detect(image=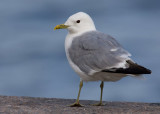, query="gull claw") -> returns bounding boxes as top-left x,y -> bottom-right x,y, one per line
92,102 -> 104,106
69,102 -> 84,107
